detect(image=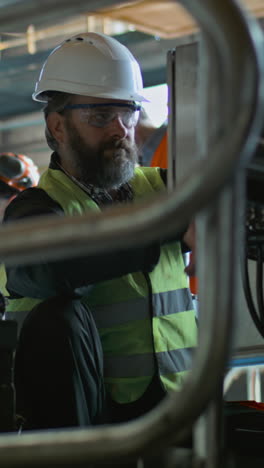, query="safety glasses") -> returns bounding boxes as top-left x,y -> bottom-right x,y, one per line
63,102 -> 141,129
